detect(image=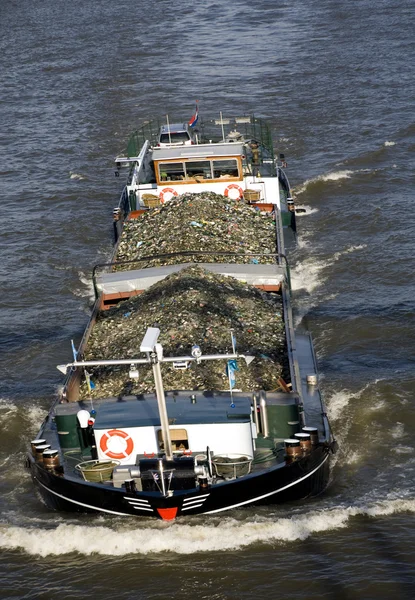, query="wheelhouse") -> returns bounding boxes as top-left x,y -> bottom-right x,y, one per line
153,143 -> 243,185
